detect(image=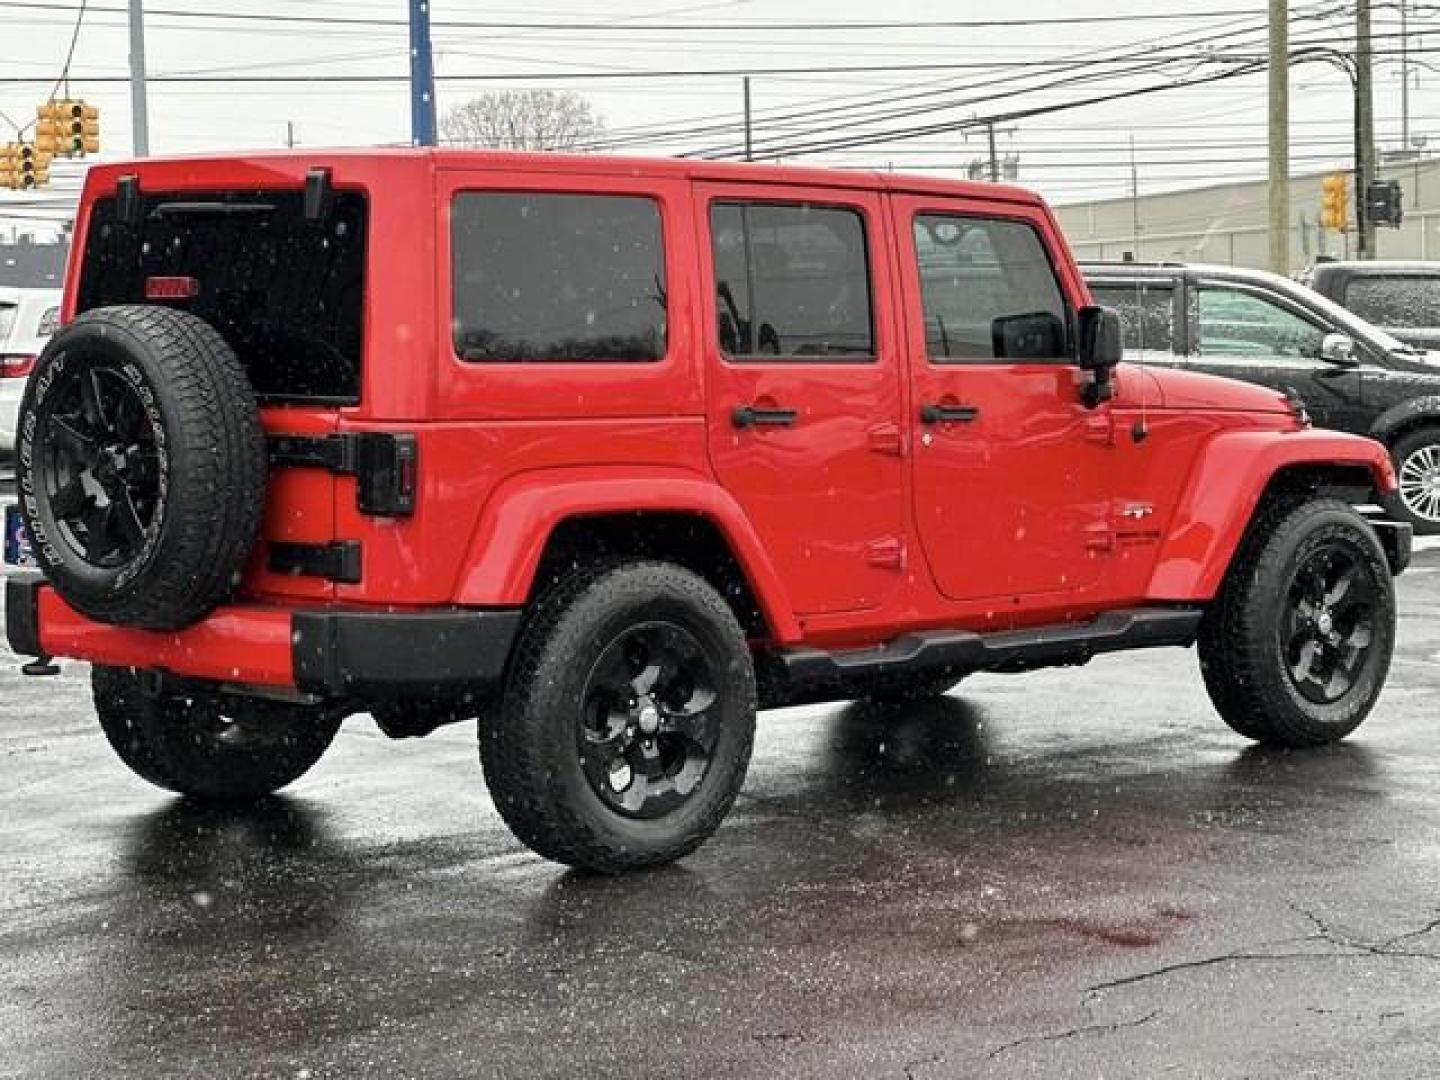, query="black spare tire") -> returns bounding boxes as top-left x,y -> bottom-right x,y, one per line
16,305 -> 266,630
